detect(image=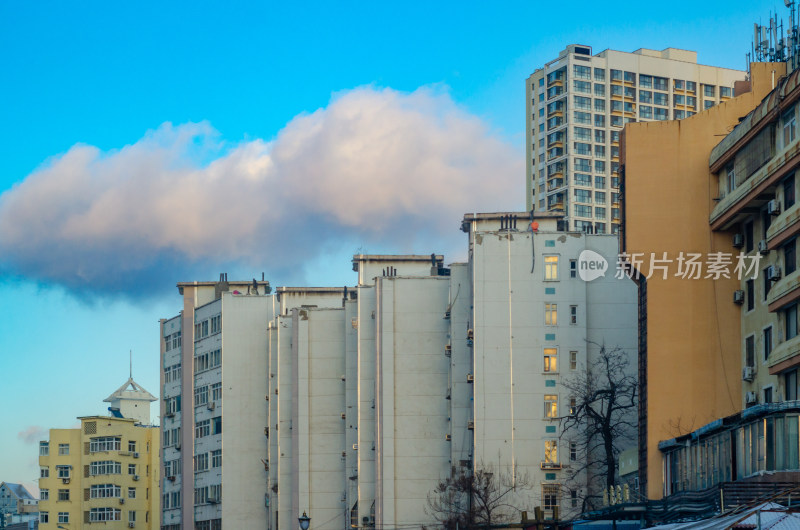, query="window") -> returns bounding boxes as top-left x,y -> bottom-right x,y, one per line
90,436 -> 121,453
639,90 -> 652,104
746,279 -> 755,311
595,177 -> 606,189
194,349 -> 222,374
786,369 -> 798,400
624,86 -> 635,99
545,303 -> 557,326
764,387 -> 773,403
212,449 -> 222,468
594,83 -> 605,96
595,130 -> 605,143
195,452 -> 209,472
543,484 -> 560,510
655,108 -> 669,120
544,256 -> 559,280
574,111 -> 591,124
571,490 -> 578,508
129,511 -> 137,524
744,220 -> 754,253
570,260 -> 577,278
704,100 -> 715,110
610,69 -> 622,81
785,174 -> 796,209
573,80 -> 591,93
40,467 -> 49,478
57,488 -> 69,501
687,96 -> 697,108
89,508 -> 121,522
674,79 -> 684,90
686,81 -> 697,92
785,238 -> 797,275
574,142 -> 591,155
786,304 -> 798,340
594,114 -> 605,128
544,348 -> 558,372
56,465 -> 70,479
574,95 -> 591,110
653,77 -> 668,91
40,512 -> 48,524
129,487 -> 136,499
594,68 -> 605,81
764,268 -> 772,300
640,75 -> 653,88
703,84 -> 716,97
90,460 -> 121,476
624,71 -> 635,83
91,484 -> 121,498
574,189 -> 591,203
570,305 -> 578,325
212,416 -> 222,435
674,94 -> 685,106
594,99 -> 605,112
128,463 -> 137,475
745,335 -> 755,368
58,443 -> 69,455
196,420 -> 211,439
40,489 -> 49,501
721,86 -> 732,97
574,204 -> 592,217
764,327 -> 773,361
654,92 -> 669,106
544,395 -> 558,418
639,105 -> 653,119
595,160 -> 606,173
570,351 -> 577,370
575,173 -> 591,186
211,382 -> 222,401
544,440 -> 558,463
194,385 -> 209,407
39,441 -> 49,456
570,441 -> 577,461
569,397 -> 577,415
595,191 -> 606,204
210,314 -> 221,334
574,127 -> 591,141
595,222 -> 606,234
